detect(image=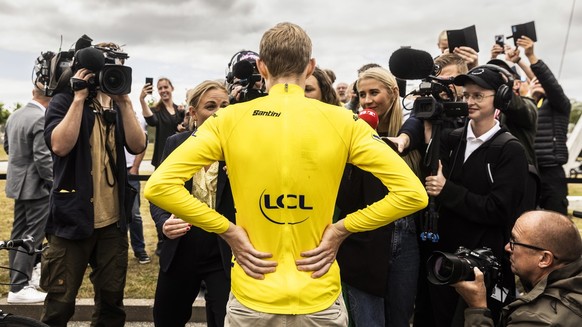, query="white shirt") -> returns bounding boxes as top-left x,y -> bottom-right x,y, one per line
464,120 -> 501,162
29,99 -> 47,112
125,111 -> 147,168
